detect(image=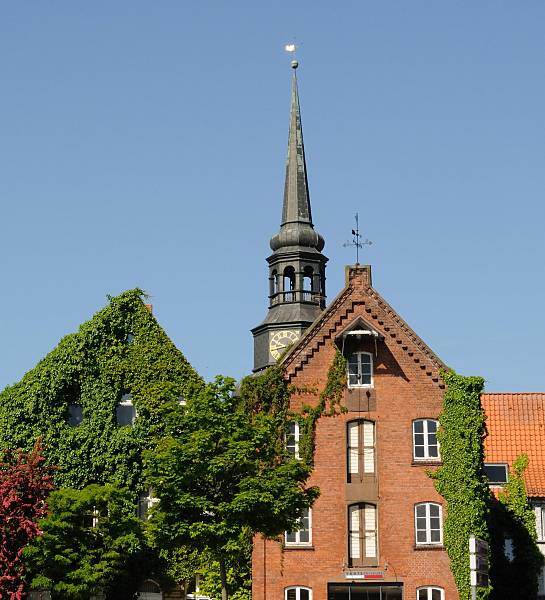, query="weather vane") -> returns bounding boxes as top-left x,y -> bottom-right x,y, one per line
284,41 -> 299,69
343,213 -> 372,264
